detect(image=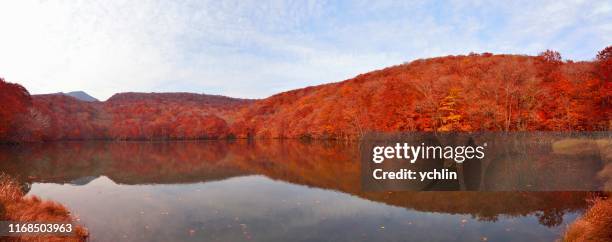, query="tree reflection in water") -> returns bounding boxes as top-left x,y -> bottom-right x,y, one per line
0,140 -> 605,229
